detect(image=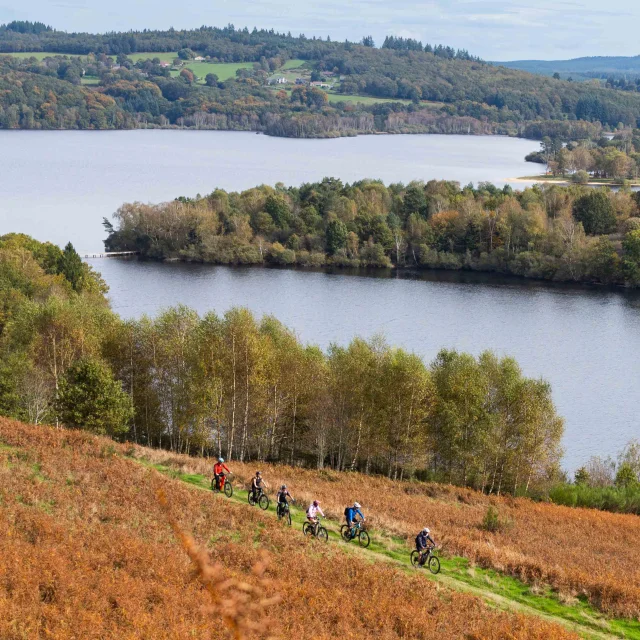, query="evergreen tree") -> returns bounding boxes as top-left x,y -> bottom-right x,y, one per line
58,242 -> 84,291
